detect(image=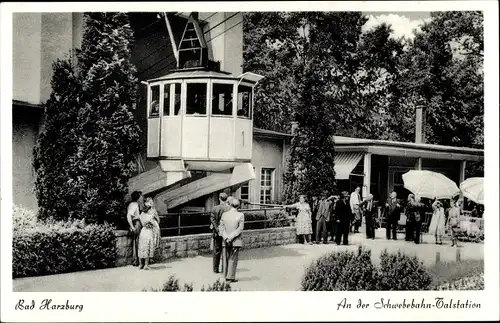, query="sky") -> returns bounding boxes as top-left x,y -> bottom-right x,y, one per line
362,12 -> 432,39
